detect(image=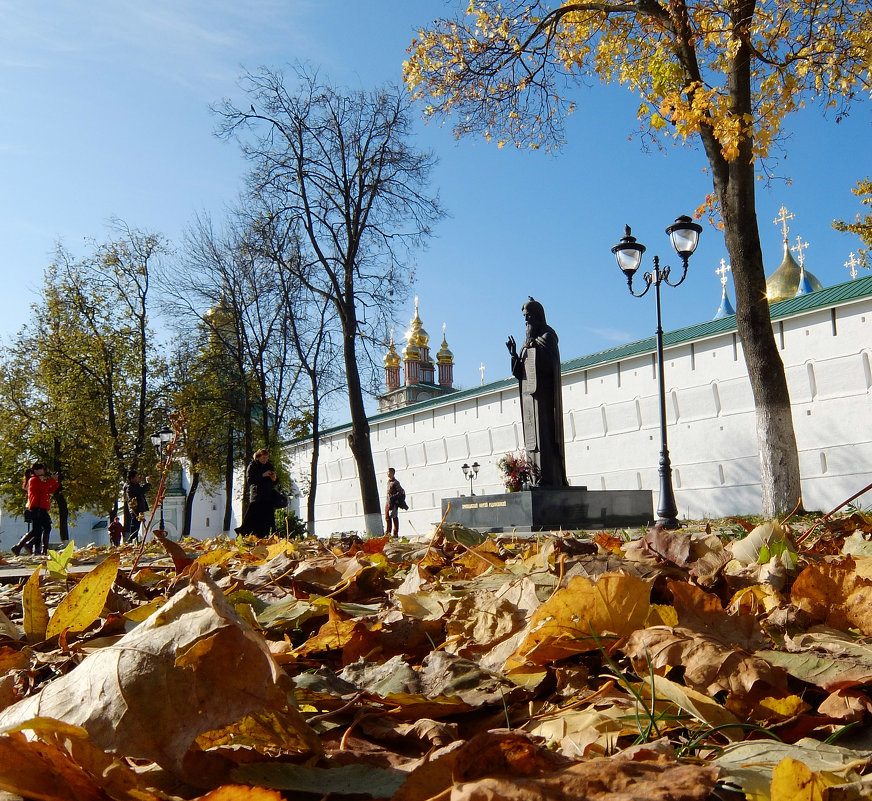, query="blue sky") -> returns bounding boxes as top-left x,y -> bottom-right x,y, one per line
1,1 -> 869,420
